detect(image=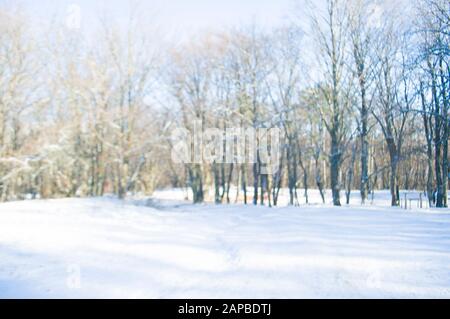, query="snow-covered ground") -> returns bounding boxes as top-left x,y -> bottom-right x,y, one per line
0,190 -> 450,298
